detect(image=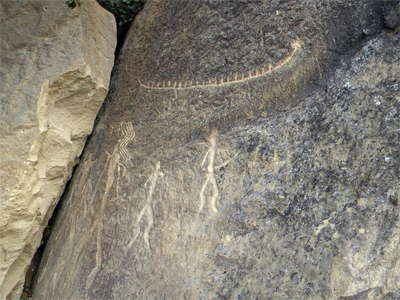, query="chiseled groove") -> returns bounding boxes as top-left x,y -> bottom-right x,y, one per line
125,162 -> 161,252
139,40 -> 301,90
118,122 -> 135,169
199,129 -> 219,213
